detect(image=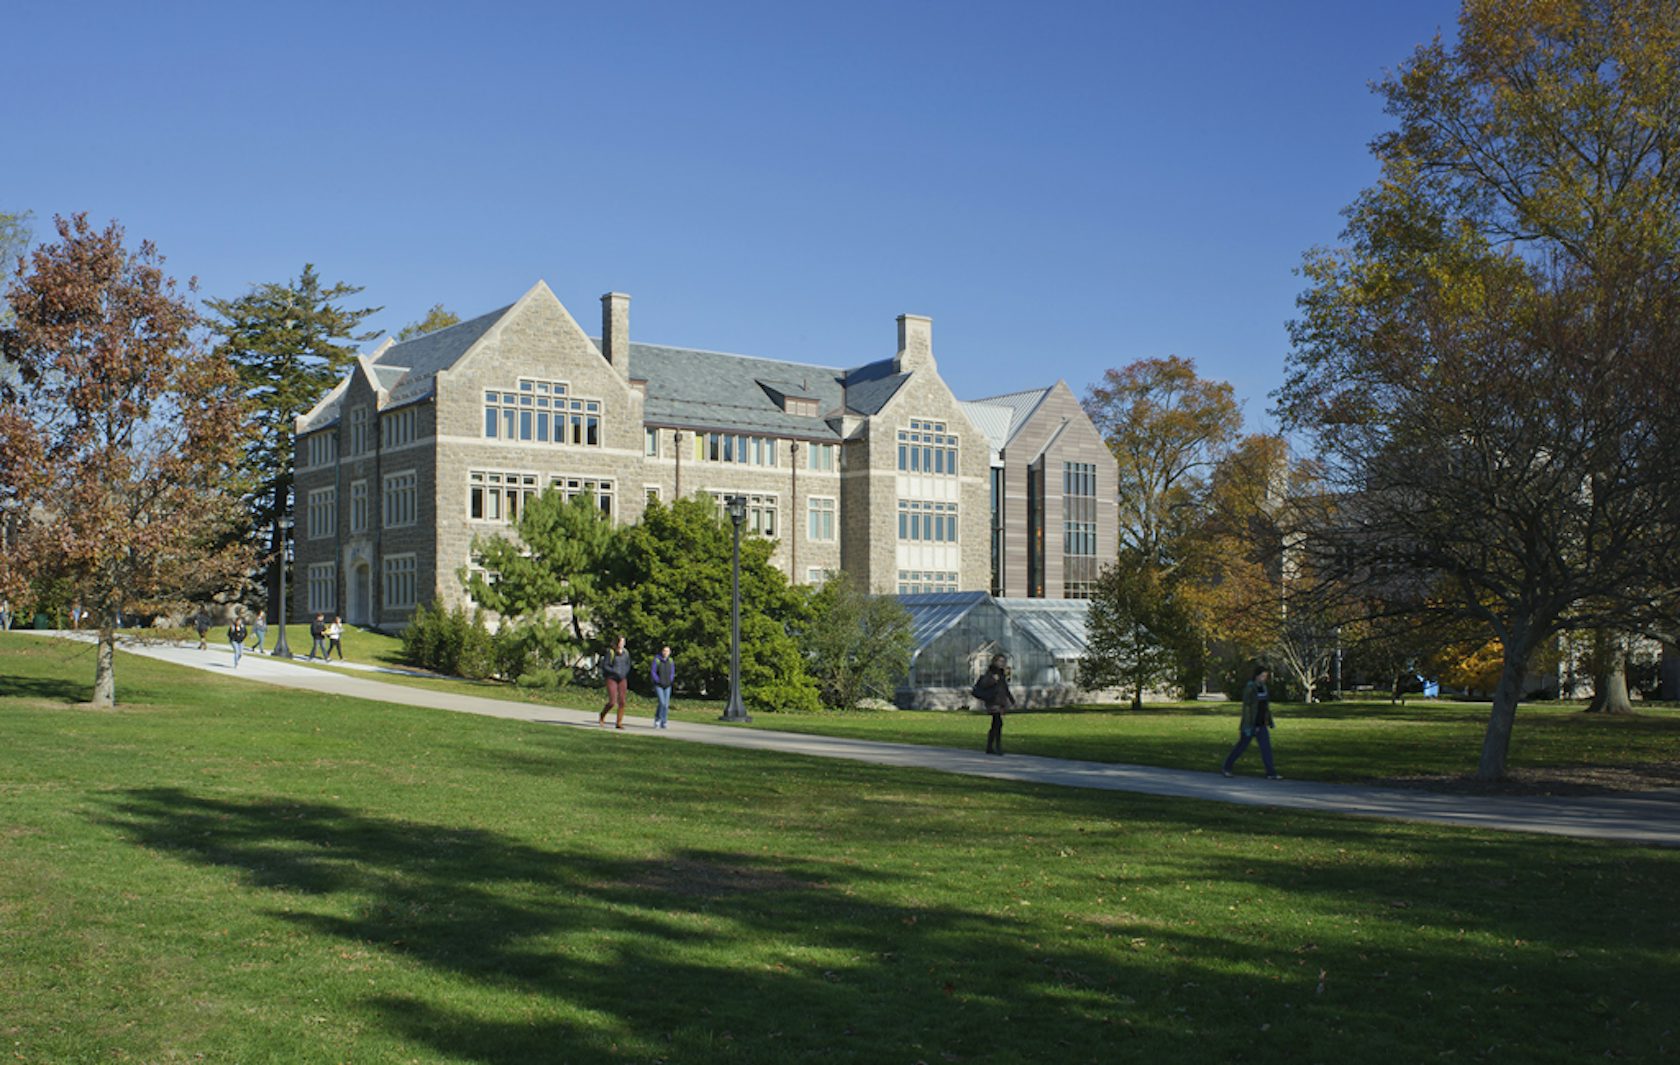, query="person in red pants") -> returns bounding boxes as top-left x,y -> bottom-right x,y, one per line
598,635 -> 631,729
